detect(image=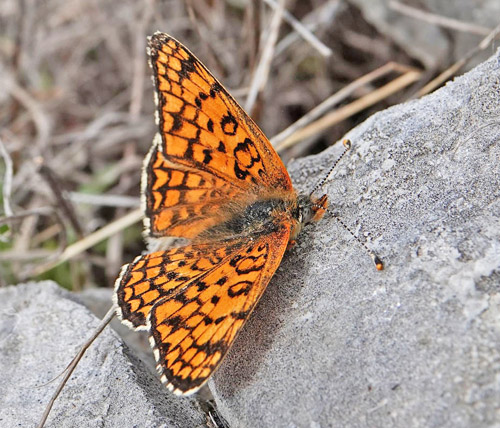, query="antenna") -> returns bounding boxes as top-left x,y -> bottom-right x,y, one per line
310,138 -> 383,270
310,139 -> 351,197
332,213 -> 384,270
